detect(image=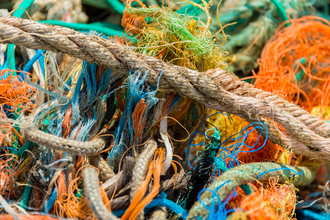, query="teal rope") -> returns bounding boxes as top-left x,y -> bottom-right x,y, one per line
7,0 -> 35,72
294,57 -> 306,82
298,209 -> 330,220
39,20 -> 127,38
176,0 -> 202,15
20,183 -> 32,210
270,0 -> 289,25
13,0 -> 35,18
90,21 -> 124,31
17,141 -> 34,159
105,0 -> 126,15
